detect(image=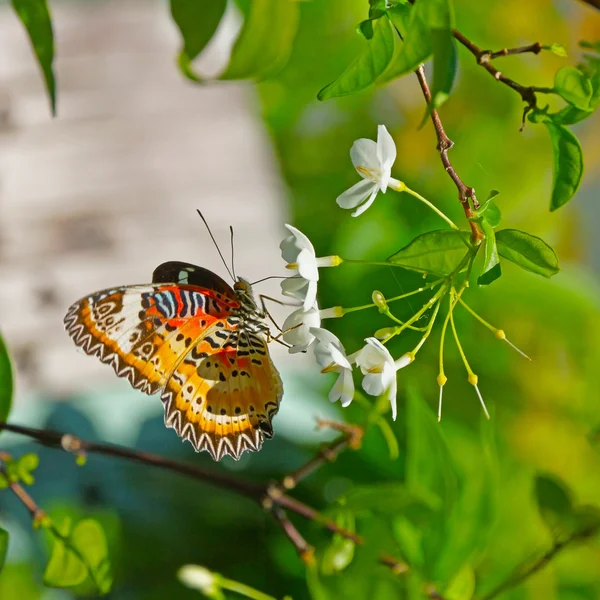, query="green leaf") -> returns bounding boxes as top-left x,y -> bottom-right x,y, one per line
44,519 -> 112,595
545,122 -> 584,211
221,0 -> 299,81
545,43 -> 567,57
0,334 -> 13,427
472,191 -> 501,228
429,27 -> 457,111
10,0 -> 56,115
318,16 -> 397,100
381,0 -> 452,83
554,66 -> 593,110
321,510 -> 356,574
16,453 -> 39,486
388,230 -> 471,277
534,474 -> 574,538
548,60 -> 600,125
444,563 -> 476,600
477,220 -> 501,286
496,229 -> 560,278
0,527 -> 8,574
170,0 -> 227,82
